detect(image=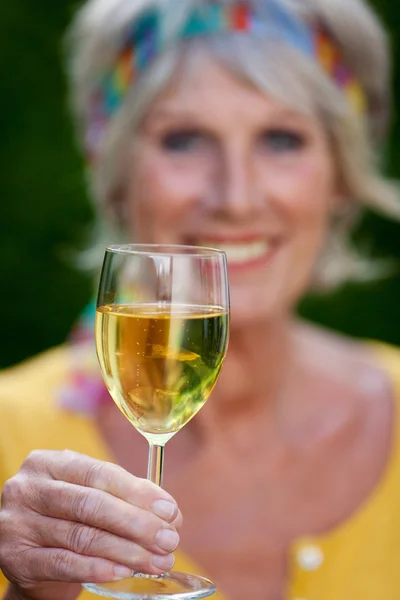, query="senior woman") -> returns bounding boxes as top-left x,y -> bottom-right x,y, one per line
1,0 -> 400,599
